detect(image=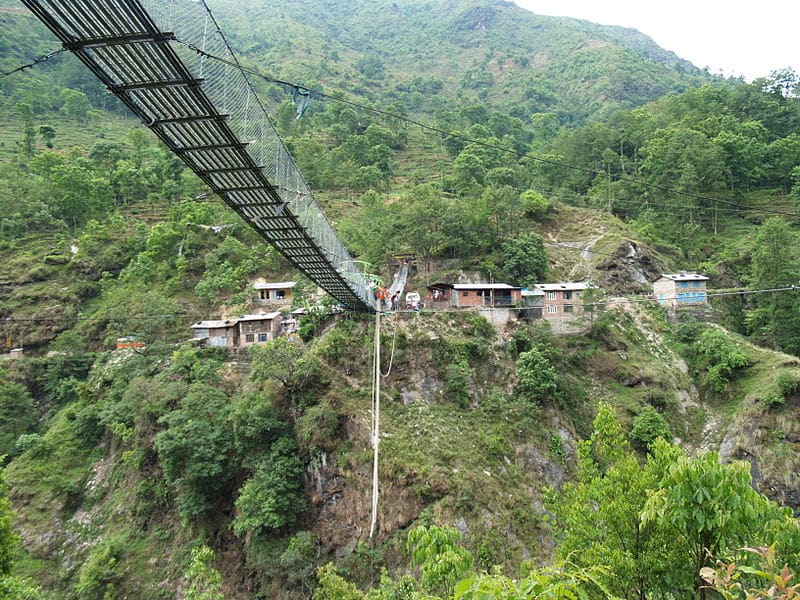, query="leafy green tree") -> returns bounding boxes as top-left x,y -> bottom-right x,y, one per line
515,346 -> 557,406
582,286 -> 607,330
712,119 -> 768,190
397,184 -> 452,273
406,525 -> 473,598
59,88 -> 92,122
701,546 -> 799,600
629,406 -> 670,450
454,561 -> 622,600
477,185 -> 519,242
194,235 -> 263,304
155,384 -> 234,517
453,140 -> 503,195
355,55 -> 385,79
766,133 -> 800,191
28,151 -> 112,230
249,338 -> 323,416
518,189 -> 550,218
313,563 -> 364,600
642,452 -> 800,599
232,437 -> 305,535
547,404 -> 681,600
746,217 -> 800,354
278,531 -> 319,595
692,328 -> 748,392
17,105 -> 36,161
641,124 -> 727,228
501,232 -> 548,288
38,125 -> 56,148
